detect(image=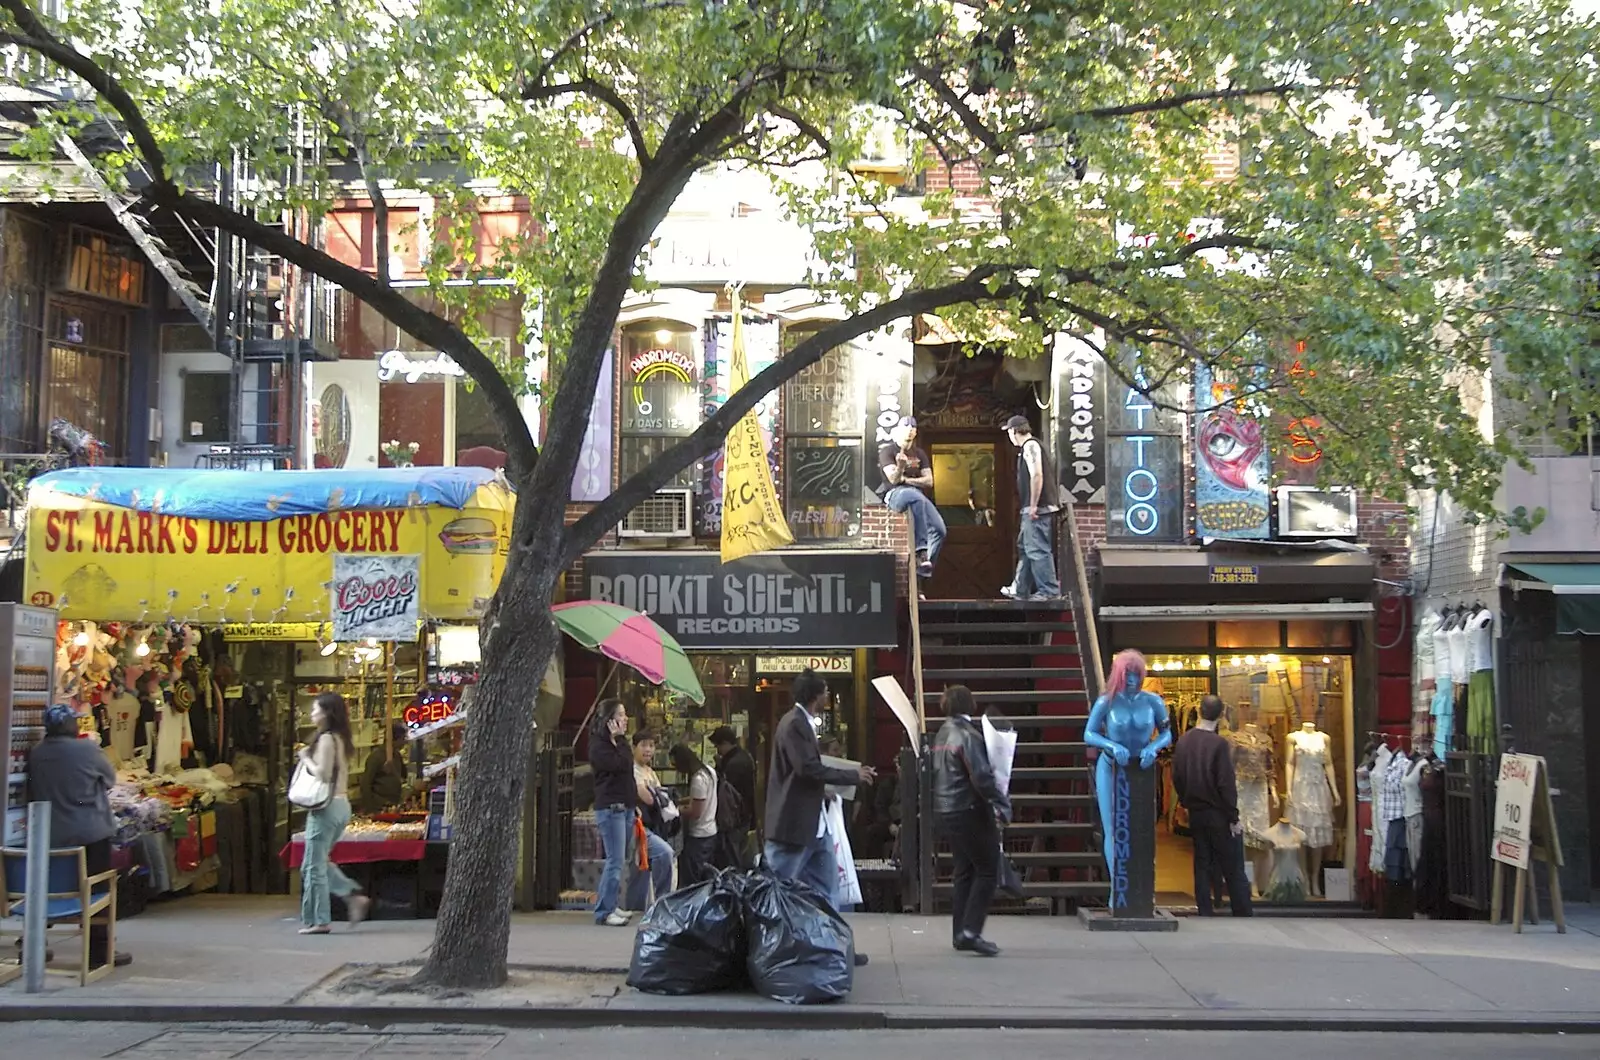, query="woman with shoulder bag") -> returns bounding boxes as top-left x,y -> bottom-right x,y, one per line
295,692 -> 371,935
